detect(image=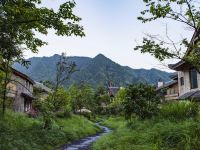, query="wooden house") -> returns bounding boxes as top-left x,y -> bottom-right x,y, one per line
33,81 -> 52,99
108,86 -> 120,97
6,68 -> 35,113
157,74 -> 179,101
